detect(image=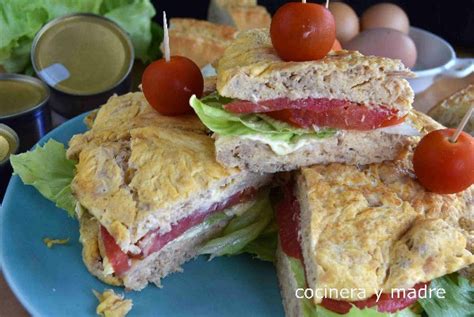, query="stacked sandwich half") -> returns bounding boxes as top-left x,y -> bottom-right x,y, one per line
66,92 -> 272,290
192,29 -> 474,316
